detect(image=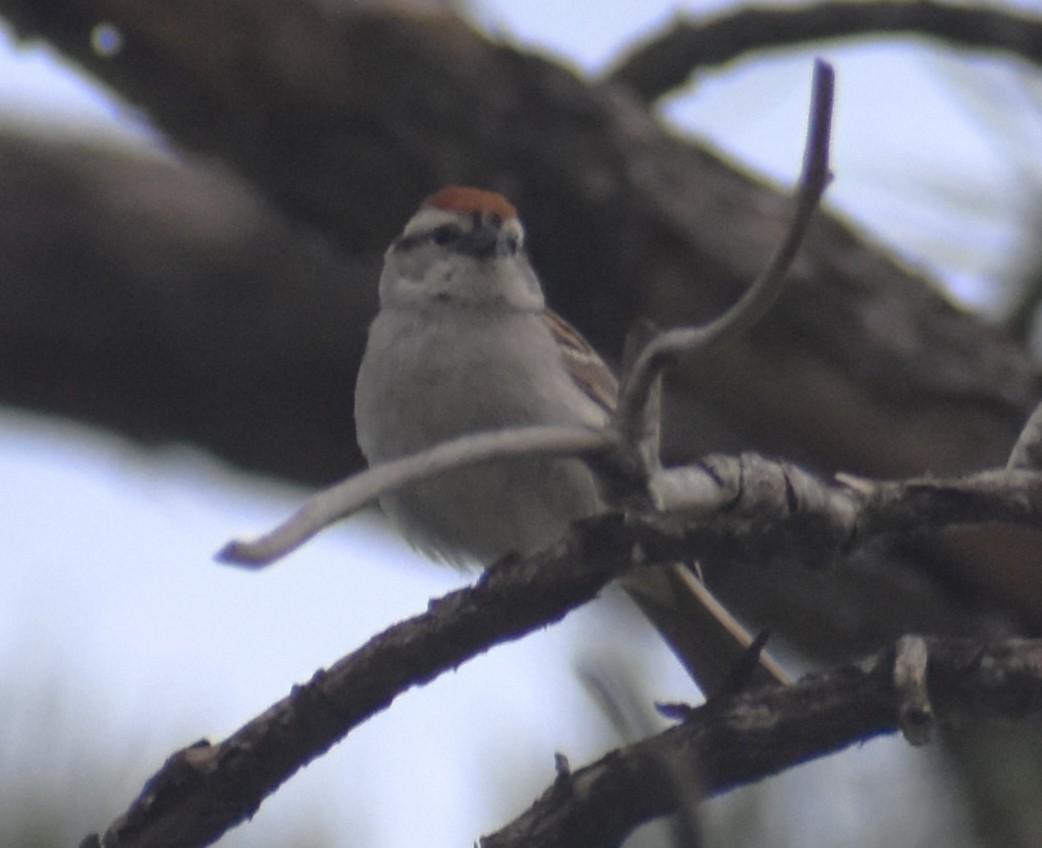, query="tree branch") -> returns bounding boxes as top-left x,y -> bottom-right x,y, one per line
480,636 -> 1042,848
82,442 -> 1042,848
609,0 -> 1042,103
615,58 -> 833,442
1008,400 -> 1042,470
0,2 -> 1035,496
218,425 -> 616,566
650,454 -> 1042,556
80,515 -> 640,848
2,1 -> 1035,641
221,408 -> 1042,577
